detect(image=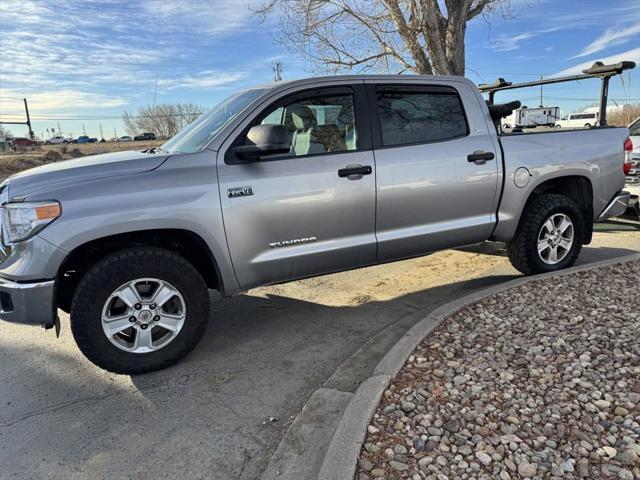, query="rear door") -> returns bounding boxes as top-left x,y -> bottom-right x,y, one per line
368,80 -> 501,261
217,83 -> 377,290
